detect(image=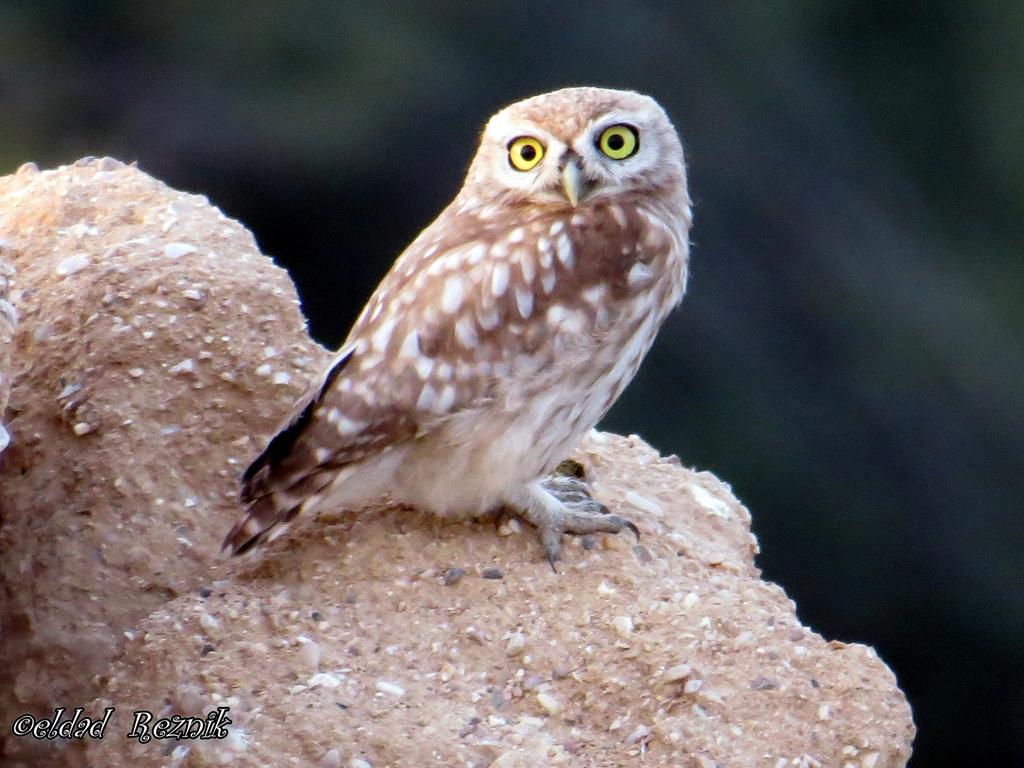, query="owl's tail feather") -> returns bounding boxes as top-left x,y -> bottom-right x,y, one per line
222,471 -> 334,556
